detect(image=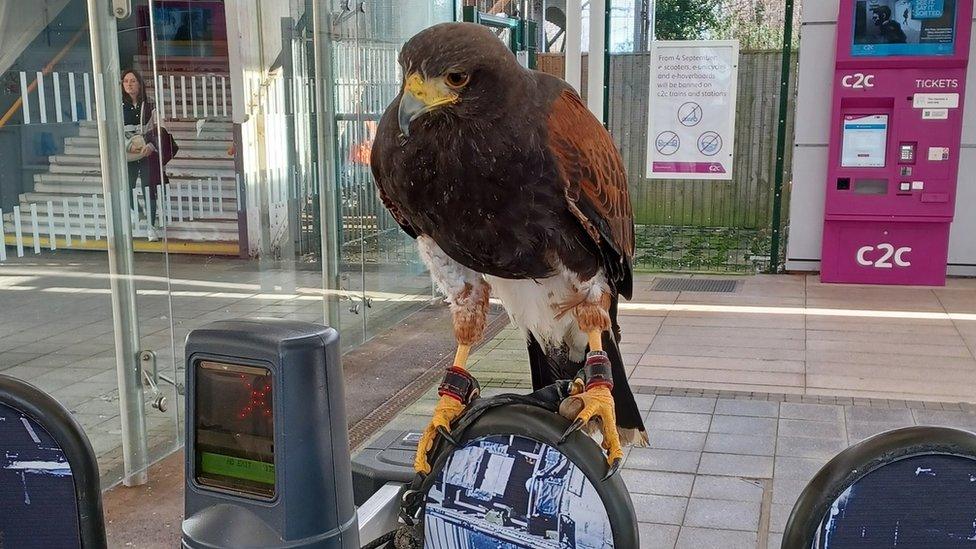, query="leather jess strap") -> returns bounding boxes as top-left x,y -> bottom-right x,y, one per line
579,351 -> 614,391
438,367 -> 481,405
